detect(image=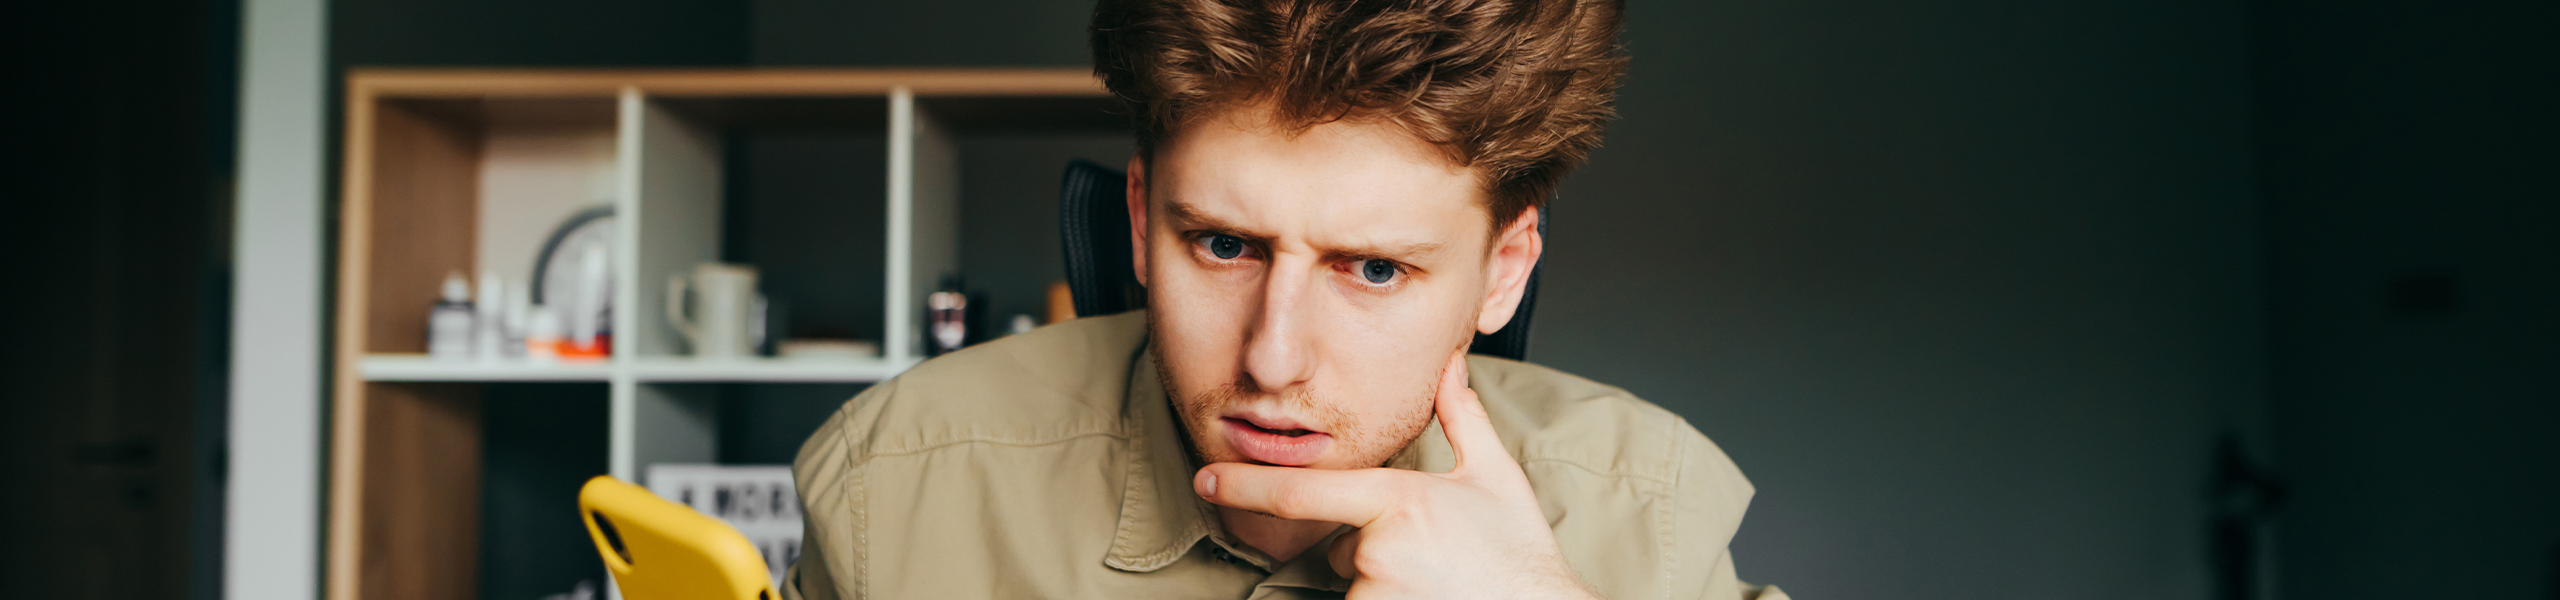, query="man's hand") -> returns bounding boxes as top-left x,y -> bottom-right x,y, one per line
1193,352 -> 1598,600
